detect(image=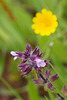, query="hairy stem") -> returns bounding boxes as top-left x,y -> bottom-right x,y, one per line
39,72 -> 48,83
57,93 -> 65,100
